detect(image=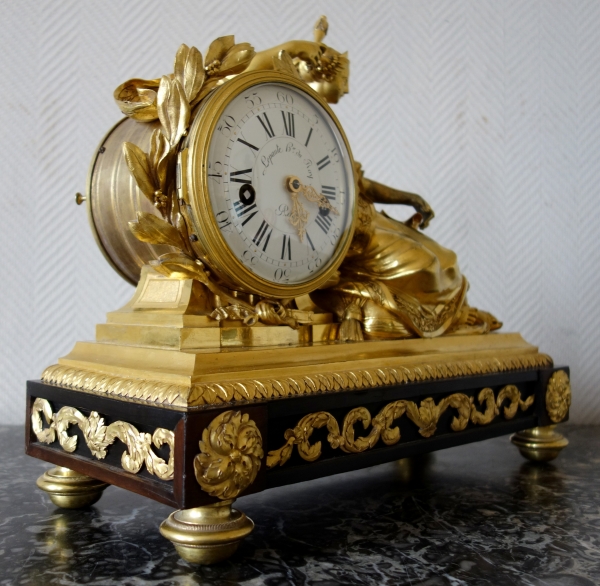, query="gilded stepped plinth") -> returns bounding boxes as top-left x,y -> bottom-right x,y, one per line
39,266 -> 553,410
42,332 -> 551,410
